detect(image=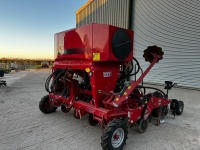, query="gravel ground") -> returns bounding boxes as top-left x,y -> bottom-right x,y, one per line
0,70 -> 200,150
